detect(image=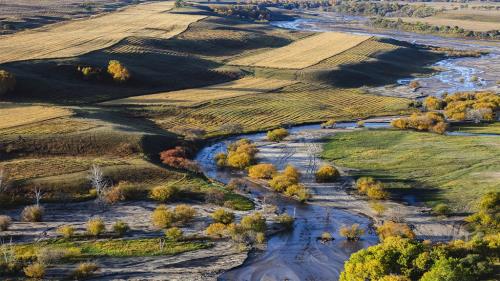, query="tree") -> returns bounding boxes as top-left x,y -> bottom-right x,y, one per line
267,128 -> 289,142
0,70 -> 16,96
88,164 -> 110,205
107,60 -> 130,82
423,96 -> 443,110
159,146 -> 199,172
